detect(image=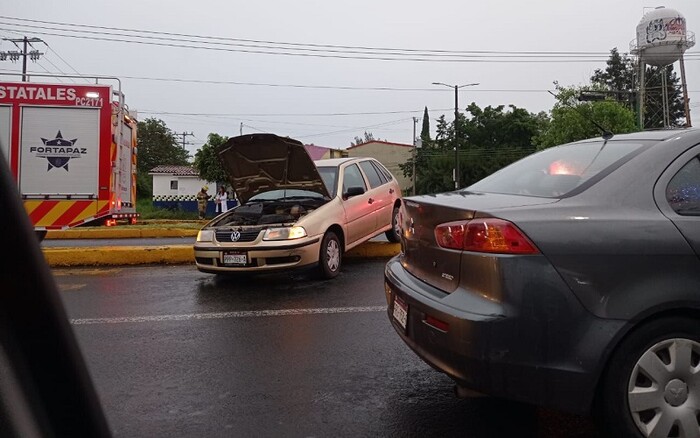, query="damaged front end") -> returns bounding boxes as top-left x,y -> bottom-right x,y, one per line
206,194 -> 328,243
